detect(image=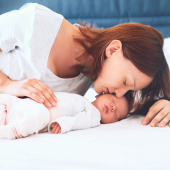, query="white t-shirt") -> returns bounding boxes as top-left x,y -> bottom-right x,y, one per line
0,3 -> 92,95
